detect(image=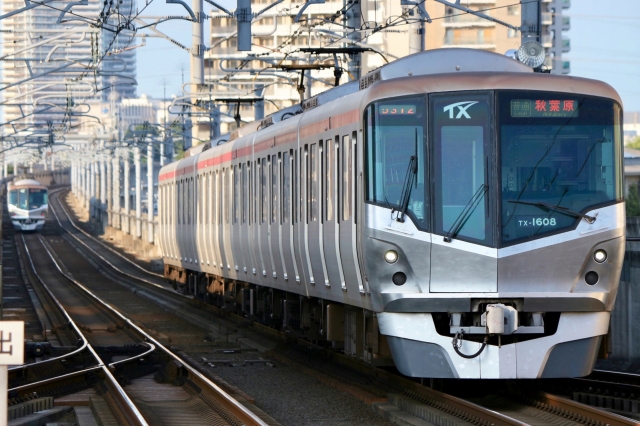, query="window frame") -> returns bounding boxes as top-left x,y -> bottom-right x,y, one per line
363,94 -> 430,231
